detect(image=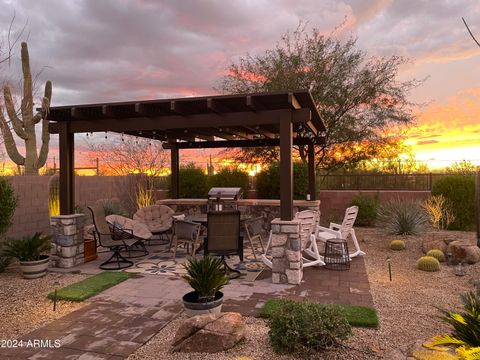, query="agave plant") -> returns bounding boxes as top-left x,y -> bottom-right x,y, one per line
376,199 -> 429,235
2,232 -> 51,262
429,291 -> 480,359
182,256 -> 229,303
